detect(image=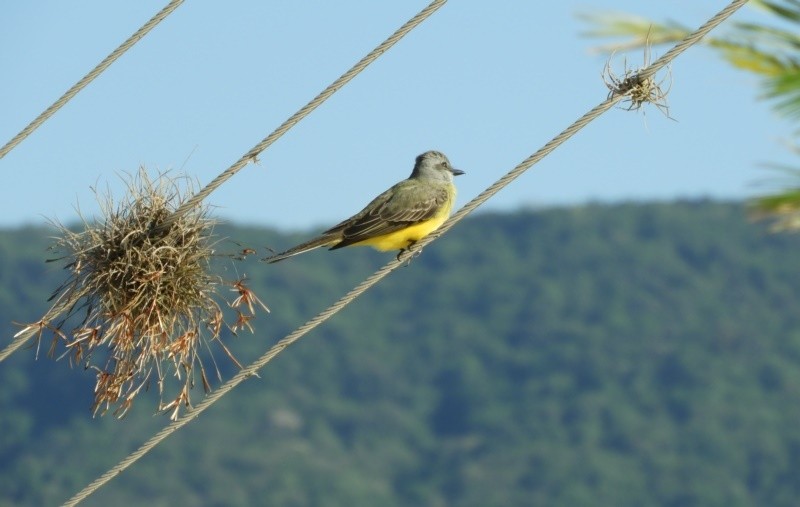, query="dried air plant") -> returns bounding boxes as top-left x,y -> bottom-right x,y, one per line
15,169 -> 268,419
603,35 -> 673,118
